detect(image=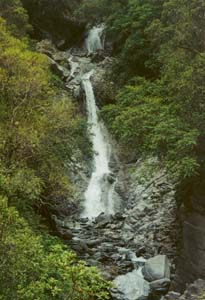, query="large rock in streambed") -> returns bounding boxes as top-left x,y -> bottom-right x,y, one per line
48,58 -> 70,80
71,237 -> 90,254
142,255 -> 170,282
111,270 -> 150,300
37,41 -> 71,80
95,213 -> 112,228
36,39 -> 57,57
150,278 -> 171,293
37,39 -> 71,66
